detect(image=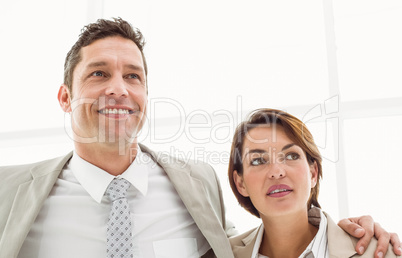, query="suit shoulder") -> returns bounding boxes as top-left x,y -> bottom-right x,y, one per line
325,211 -> 398,258
185,159 -> 215,172
141,144 -> 217,176
364,238 -> 397,257
0,153 -> 72,182
184,159 -> 222,187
